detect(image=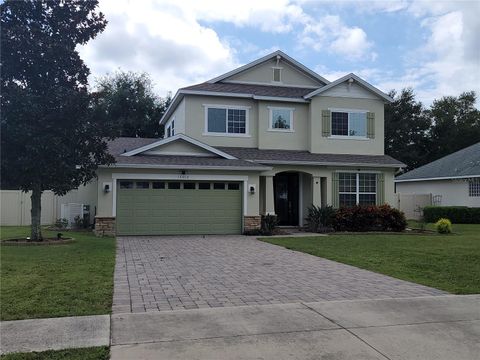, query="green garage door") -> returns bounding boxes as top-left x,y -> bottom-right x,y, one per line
116,180 -> 242,235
